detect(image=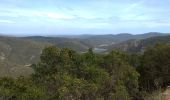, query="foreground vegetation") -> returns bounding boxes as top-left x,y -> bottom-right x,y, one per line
0,44 -> 170,100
